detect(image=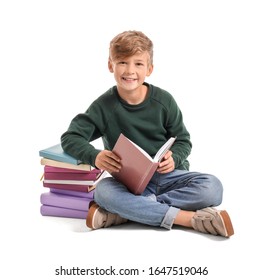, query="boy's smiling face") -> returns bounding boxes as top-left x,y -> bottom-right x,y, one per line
108,51 -> 153,96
